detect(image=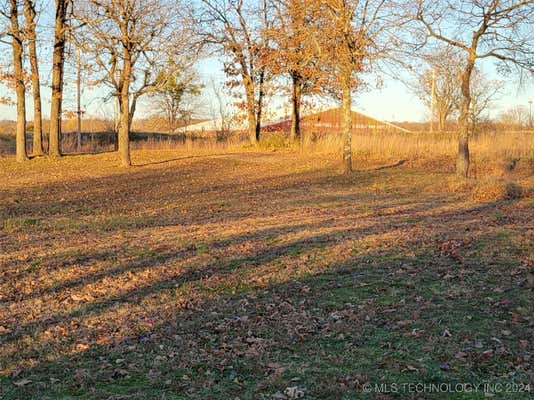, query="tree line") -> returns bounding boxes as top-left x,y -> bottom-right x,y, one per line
1,0 -> 533,176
